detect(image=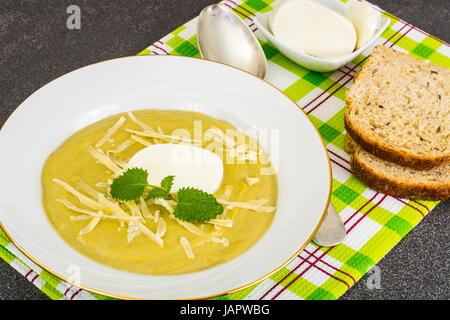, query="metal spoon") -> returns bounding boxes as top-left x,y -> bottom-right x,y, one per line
197,4 -> 345,247
313,202 -> 346,247
197,4 -> 267,78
